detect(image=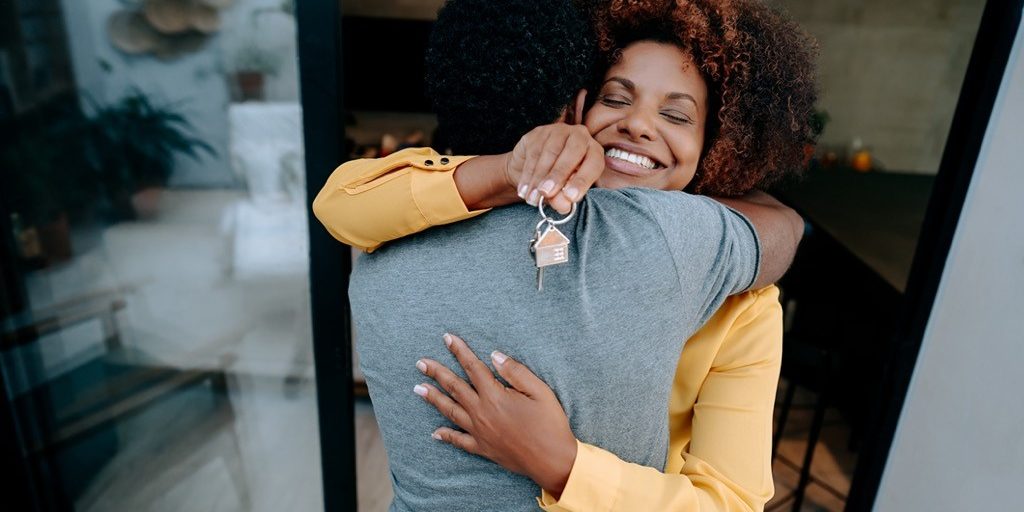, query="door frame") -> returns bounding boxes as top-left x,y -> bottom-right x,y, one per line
297,1 -> 357,510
